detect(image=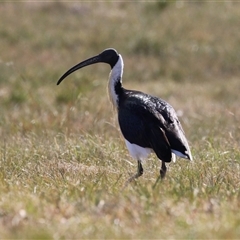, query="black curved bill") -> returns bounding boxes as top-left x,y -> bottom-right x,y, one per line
57,55 -> 100,85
